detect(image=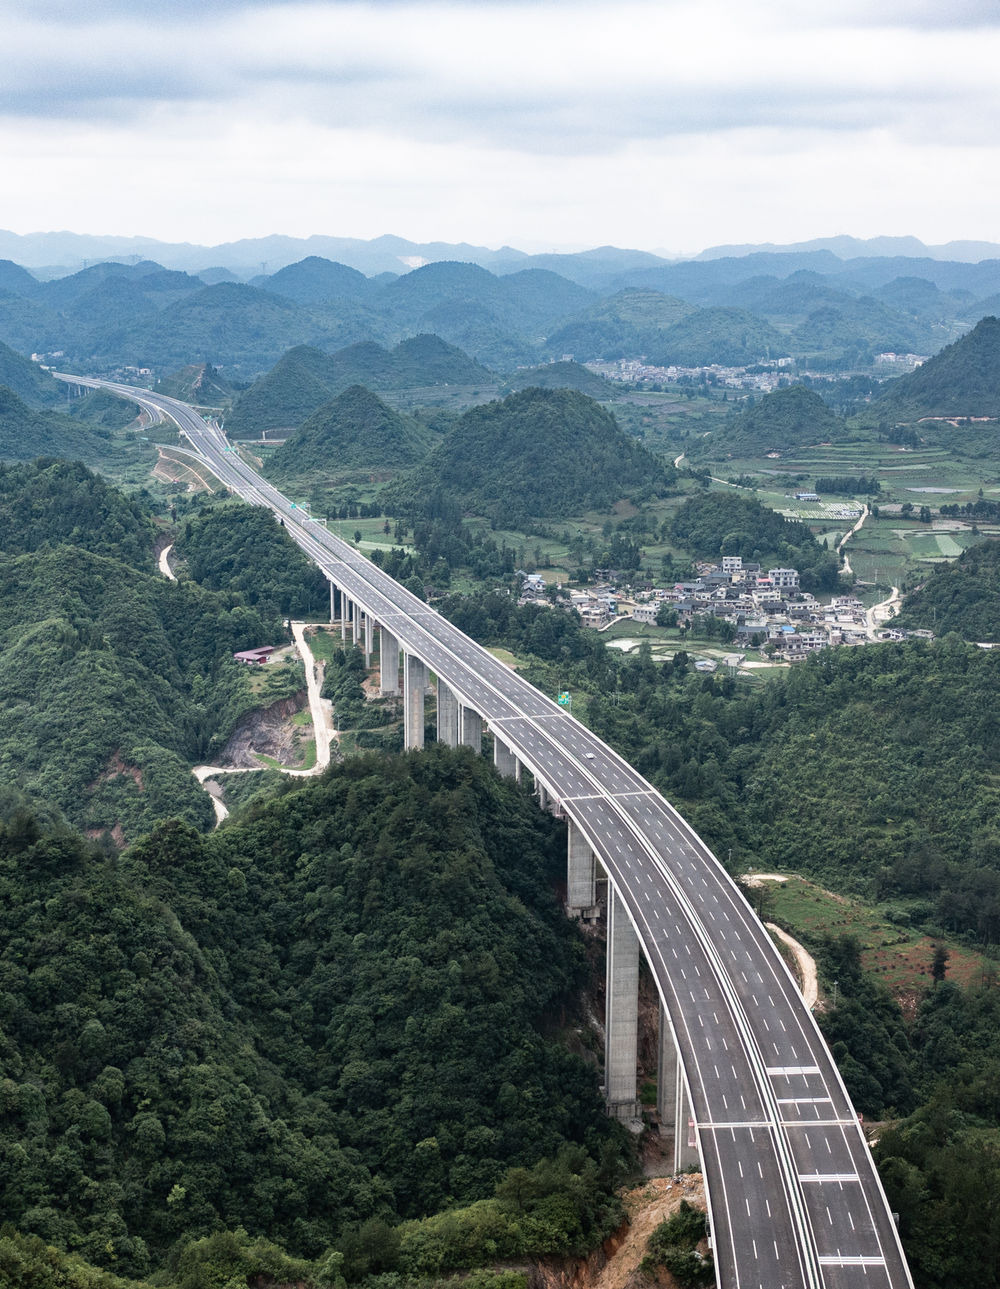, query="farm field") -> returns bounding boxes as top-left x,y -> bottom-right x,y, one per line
755,873 -> 996,1003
